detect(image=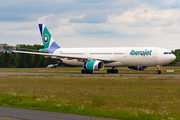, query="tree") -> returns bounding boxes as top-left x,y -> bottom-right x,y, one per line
32,55 -> 39,68
4,51 -> 9,68
8,52 -> 16,68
